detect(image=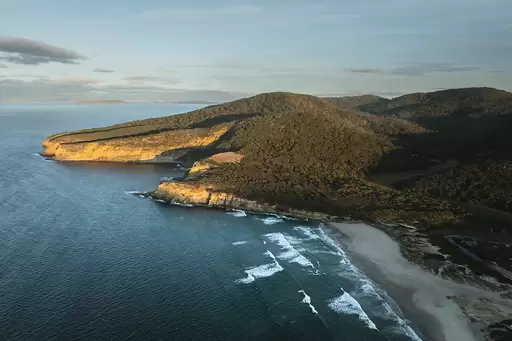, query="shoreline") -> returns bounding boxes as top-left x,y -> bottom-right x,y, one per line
329,221 -> 512,341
